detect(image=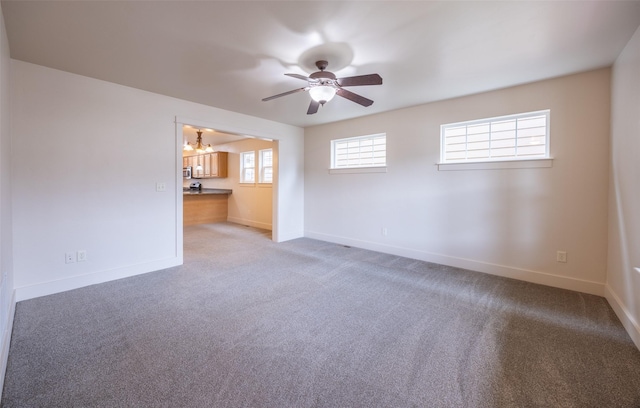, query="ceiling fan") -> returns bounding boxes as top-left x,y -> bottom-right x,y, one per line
262,60 -> 383,115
